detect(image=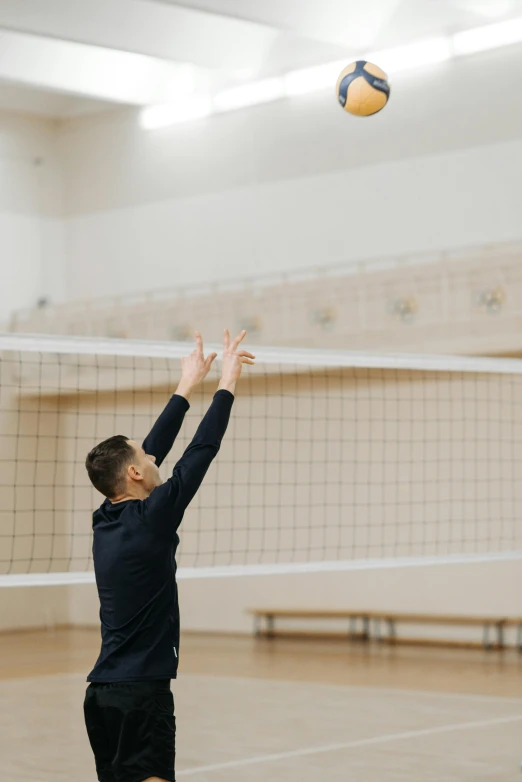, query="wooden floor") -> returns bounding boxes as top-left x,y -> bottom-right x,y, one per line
1,628 -> 521,781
